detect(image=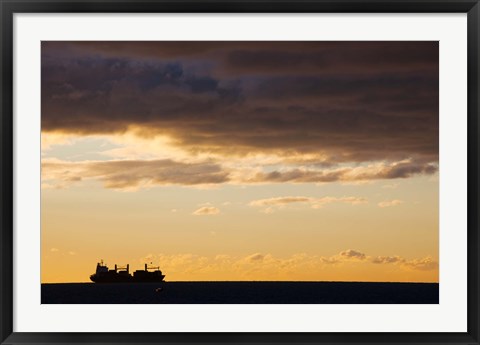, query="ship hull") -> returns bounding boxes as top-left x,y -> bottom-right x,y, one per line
90,274 -> 165,283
